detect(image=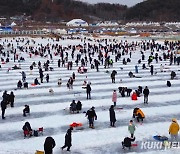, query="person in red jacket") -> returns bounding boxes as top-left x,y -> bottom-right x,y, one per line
131,92 -> 137,100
